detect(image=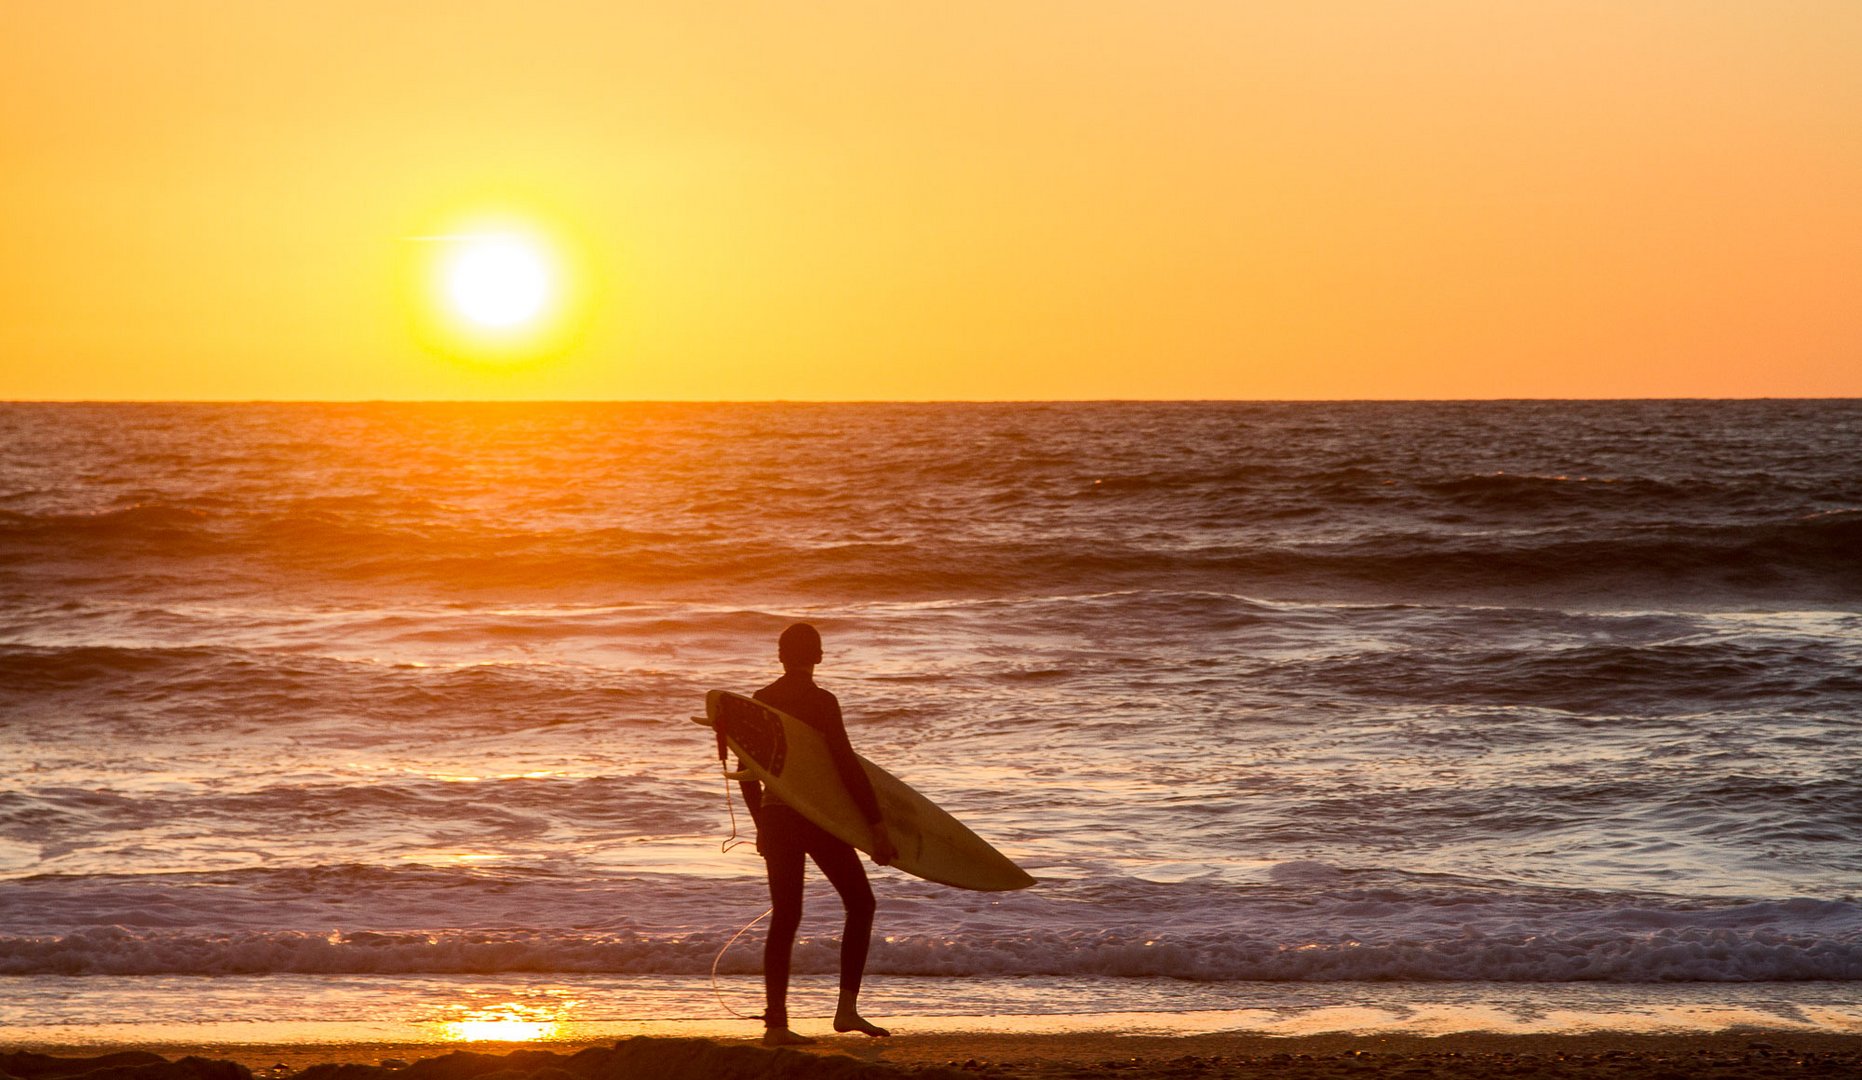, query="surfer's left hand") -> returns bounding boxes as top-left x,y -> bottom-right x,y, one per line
870,822 -> 897,867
